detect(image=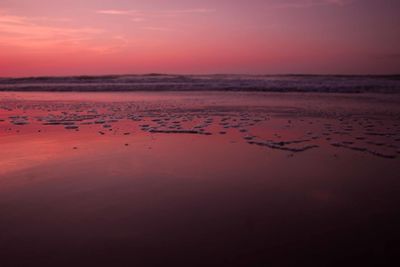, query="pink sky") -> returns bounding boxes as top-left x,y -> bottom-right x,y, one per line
0,0 -> 399,76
